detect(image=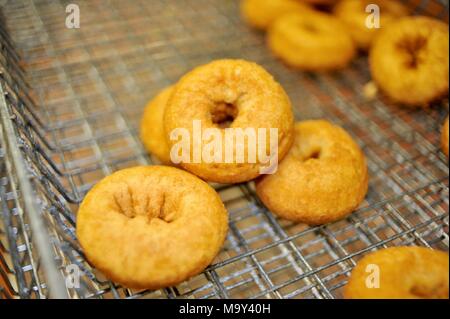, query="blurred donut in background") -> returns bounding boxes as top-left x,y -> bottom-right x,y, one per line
240,0 -> 312,30
267,10 -> 355,71
334,0 -> 409,50
369,16 -> 449,107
